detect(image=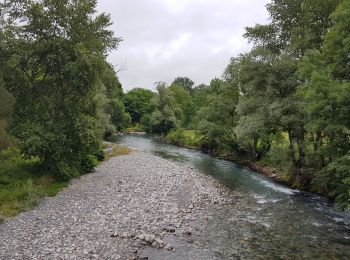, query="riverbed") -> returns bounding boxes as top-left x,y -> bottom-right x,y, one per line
111,134 -> 350,259
0,134 -> 349,259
